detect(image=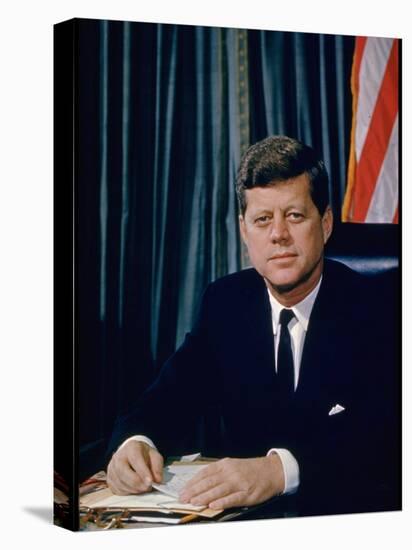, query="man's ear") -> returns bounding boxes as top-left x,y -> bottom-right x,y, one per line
239,215 -> 247,245
322,206 -> 333,244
